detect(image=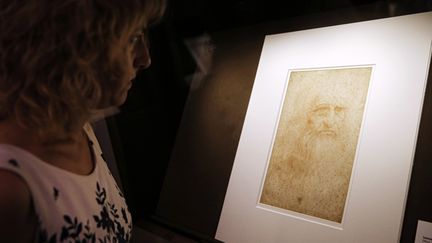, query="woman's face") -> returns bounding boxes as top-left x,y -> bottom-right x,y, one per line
112,27 -> 151,105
